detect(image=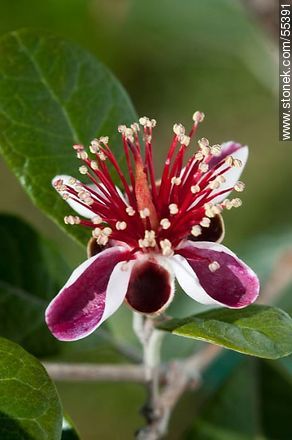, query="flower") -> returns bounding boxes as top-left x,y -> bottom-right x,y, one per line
46,112 -> 260,341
